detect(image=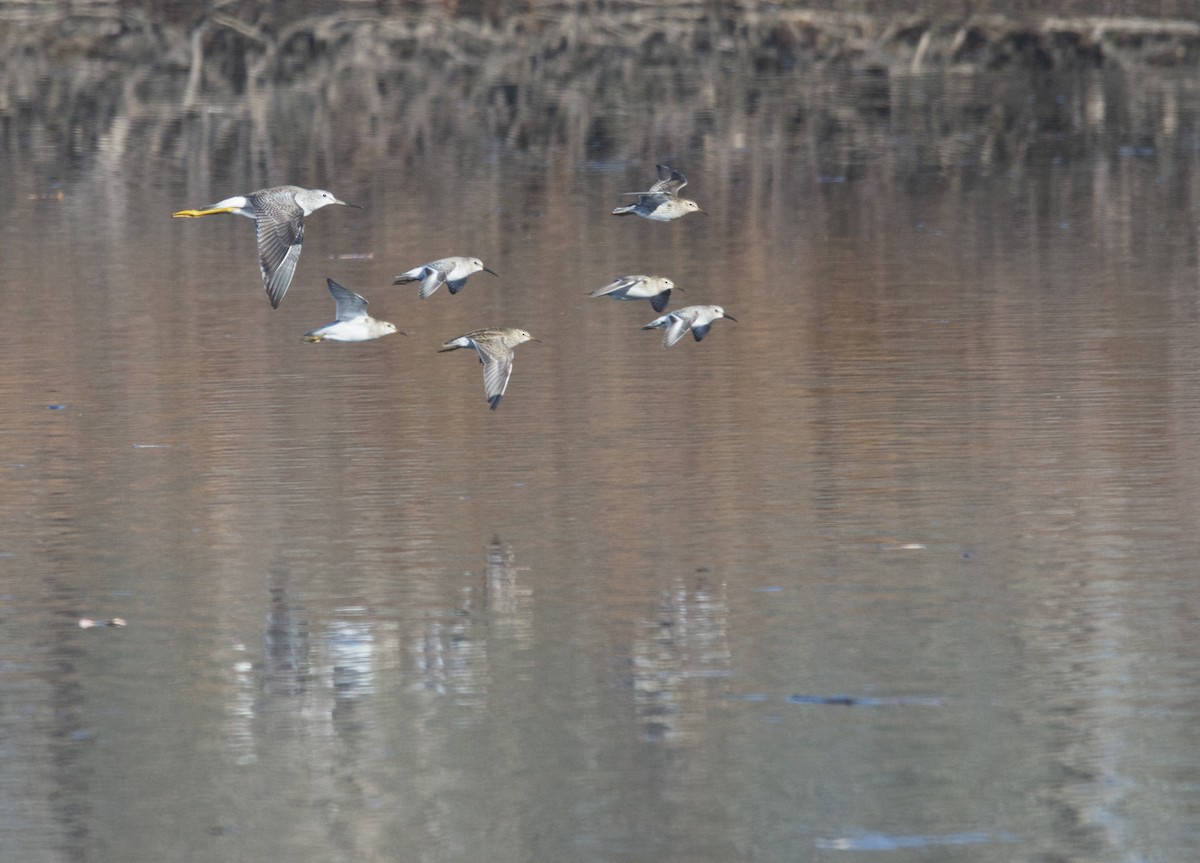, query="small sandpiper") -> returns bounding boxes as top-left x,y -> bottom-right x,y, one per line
643,304 -> 736,348
393,257 -> 498,299
589,275 -> 678,313
173,185 -> 360,309
611,165 -> 705,221
303,278 -> 400,343
438,328 -> 538,410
